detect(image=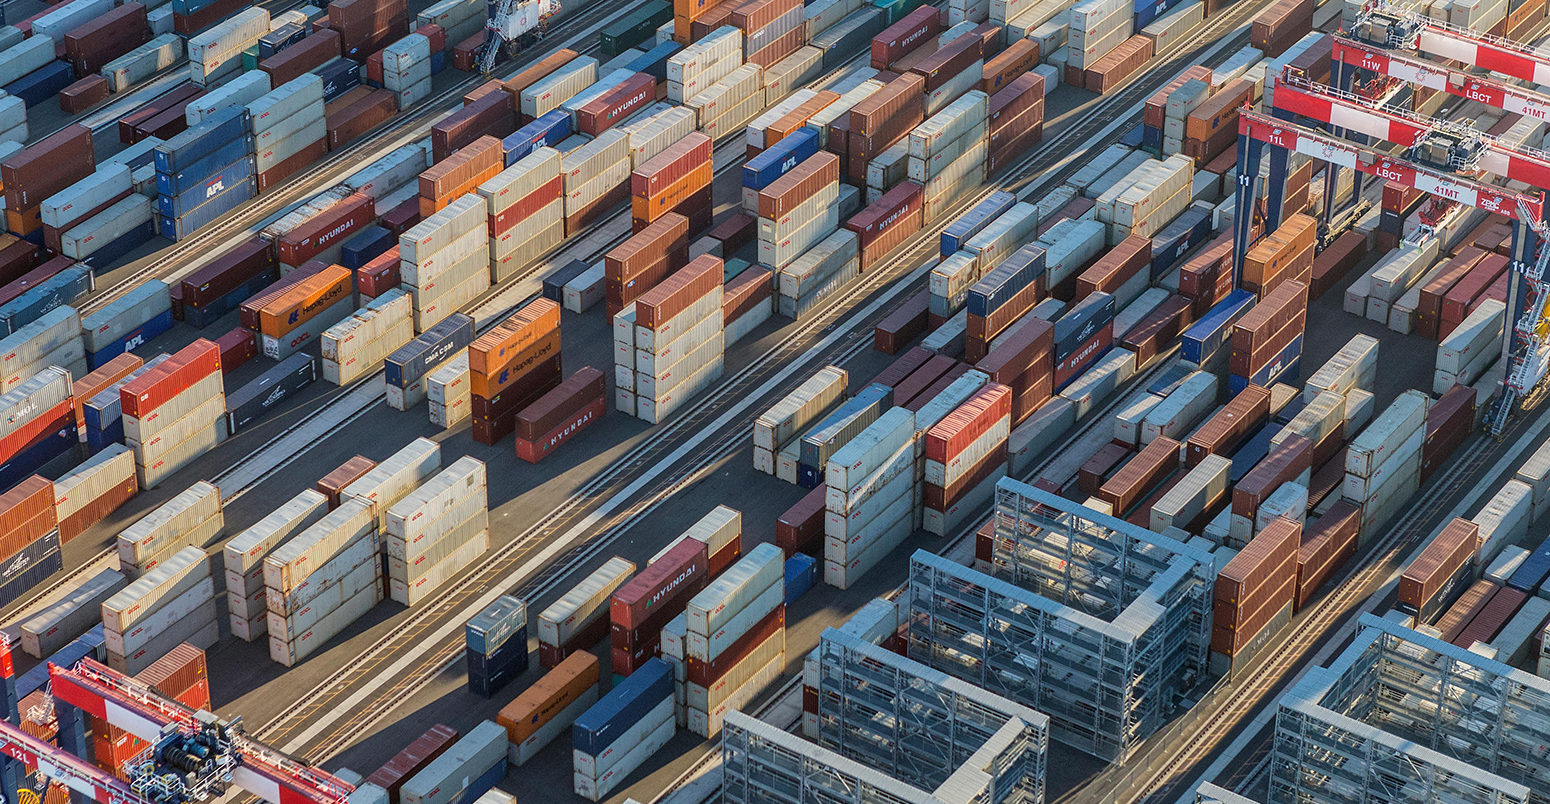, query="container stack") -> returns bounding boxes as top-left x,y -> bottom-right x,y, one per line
3,126 -> 96,246
737,0 -> 806,67
81,281 -> 173,369
470,298 -> 562,445
667,28 -> 741,104
1229,280 -> 1308,393
631,132 -> 713,234
1097,154 -> 1194,244
116,482 -> 223,574
466,595 -> 527,697
386,456 -> 490,606
223,489 -> 328,641
2,367 -> 81,489
563,129 -> 631,233
1434,299 -> 1504,394
537,556 -> 636,667
0,477 -> 62,605
923,382 -> 1011,535
251,74 -> 327,192
692,63 -> 766,140
606,213 -> 690,317
387,314 -> 476,412
52,444 -> 138,543
246,264 -> 357,360
846,73 -> 925,186
914,91 -> 989,227
794,384 -> 891,488
514,366 -> 608,463
1244,213 -> 1316,297
846,181 -> 925,271
42,165 -> 134,258
400,722 -> 506,804
428,355 -> 471,429
119,339 -> 226,488
753,365 -> 847,480
188,7 -> 269,85
572,659 -> 675,801
102,546 -> 218,673
384,33 -> 433,110
519,56 -> 598,121
757,152 -> 840,274
621,254 -> 726,424
678,543 -> 784,736
725,264 -> 775,341
400,195 -> 491,332
330,0 -> 410,61
341,437 -> 442,532
499,652 -> 600,766
1344,390 -> 1428,538
611,535 -> 712,675
482,147 -> 563,283
21,568 -> 123,661
322,289 -> 416,385
824,406 -> 917,589
1211,516 -> 1299,670
266,497 -> 383,666
965,244 -> 1045,361
420,136 -> 501,217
